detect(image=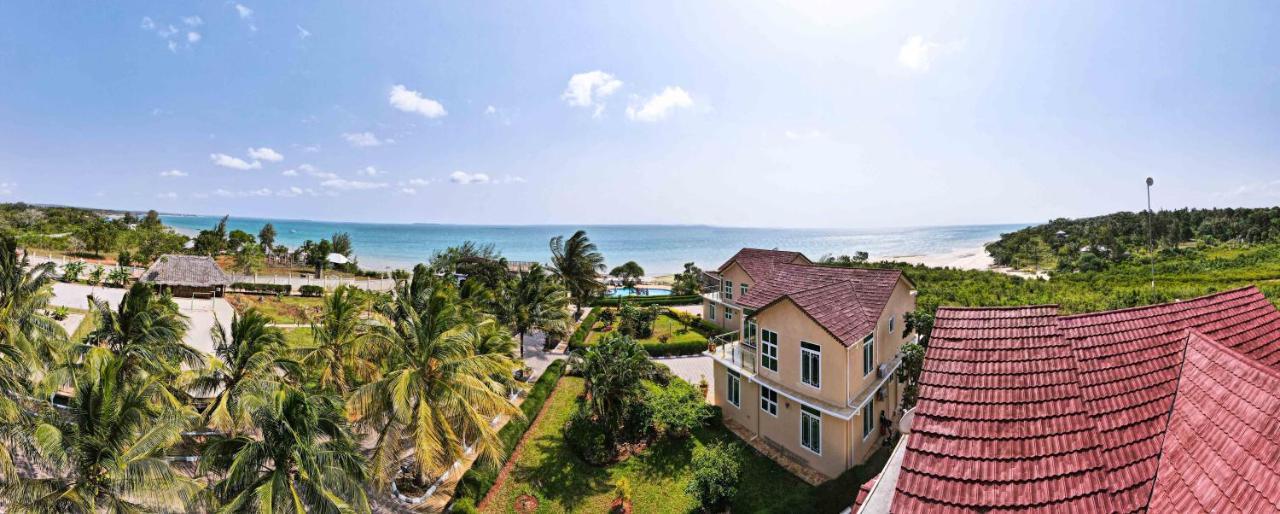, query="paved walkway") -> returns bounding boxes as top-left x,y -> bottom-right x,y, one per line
653,354 -> 714,387
50,282 -> 233,355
